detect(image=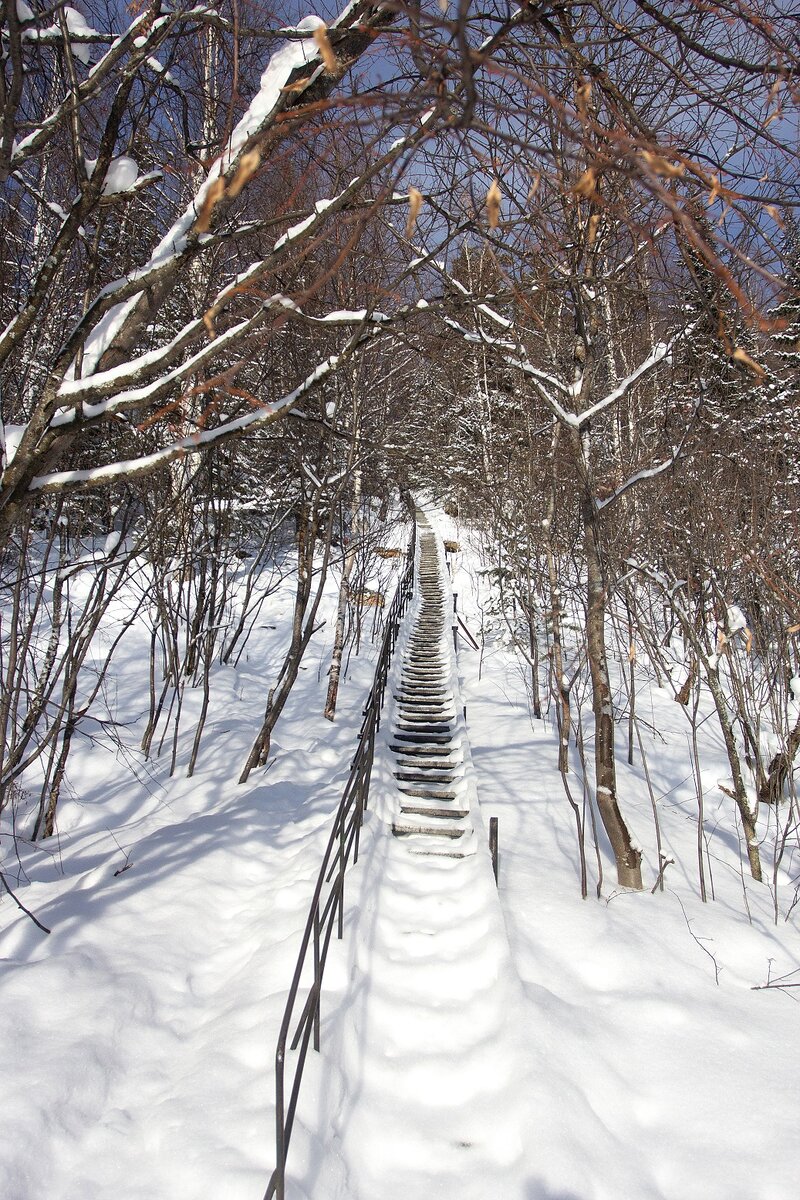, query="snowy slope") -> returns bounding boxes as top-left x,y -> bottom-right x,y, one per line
2,515 -> 799,1200
0,553 -> 398,1200
433,509 -> 800,1200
